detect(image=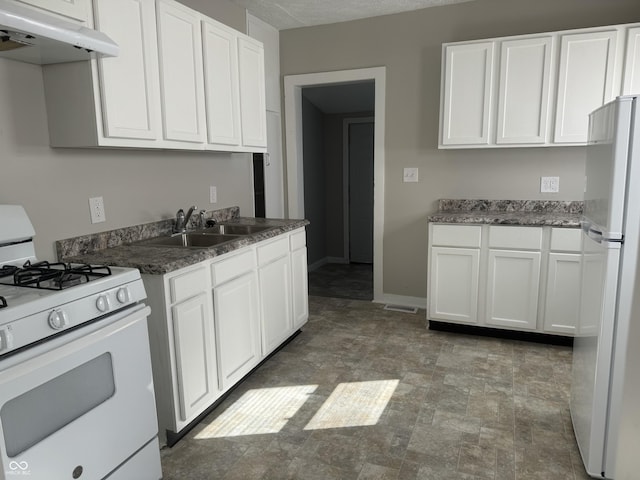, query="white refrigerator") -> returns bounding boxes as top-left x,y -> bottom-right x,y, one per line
571,95 -> 640,479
